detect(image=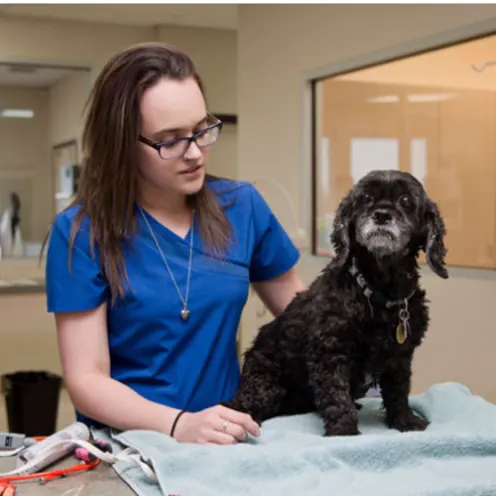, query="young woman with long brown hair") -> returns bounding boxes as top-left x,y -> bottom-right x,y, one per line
45,42 -> 304,445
